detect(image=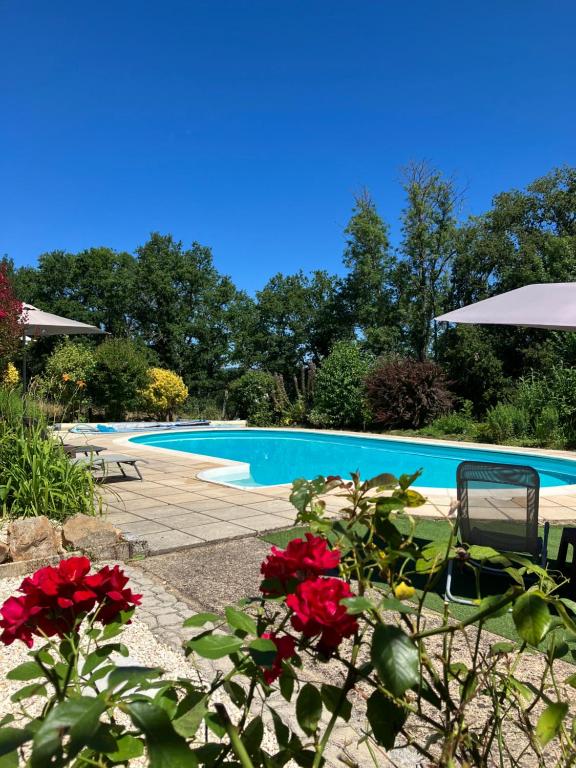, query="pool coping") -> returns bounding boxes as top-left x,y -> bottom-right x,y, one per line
118,426 -> 576,496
